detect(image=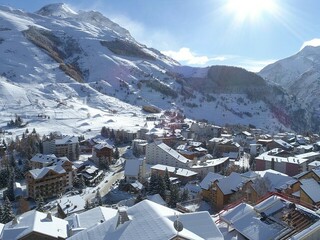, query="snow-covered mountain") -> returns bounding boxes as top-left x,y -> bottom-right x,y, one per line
0,3 -> 304,136
259,46 -> 320,132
